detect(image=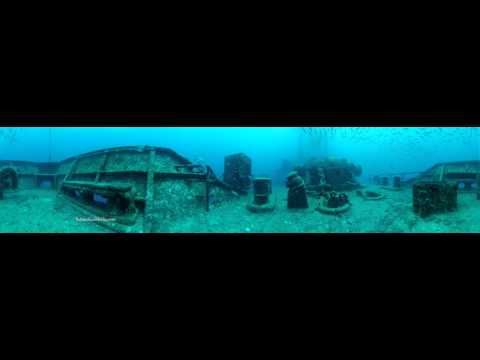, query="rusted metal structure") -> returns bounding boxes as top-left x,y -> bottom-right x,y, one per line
413,182 -> 458,218
375,161 -> 480,191
0,160 -> 58,190
0,167 -> 18,190
393,176 -> 401,188
246,177 -> 275,213
286,171 -> 308,209
1,146 -> 239,232
413,160 -> 480,192
295,157 -> 362,195
0,166 -> 19,200
223,153 -> 252,194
